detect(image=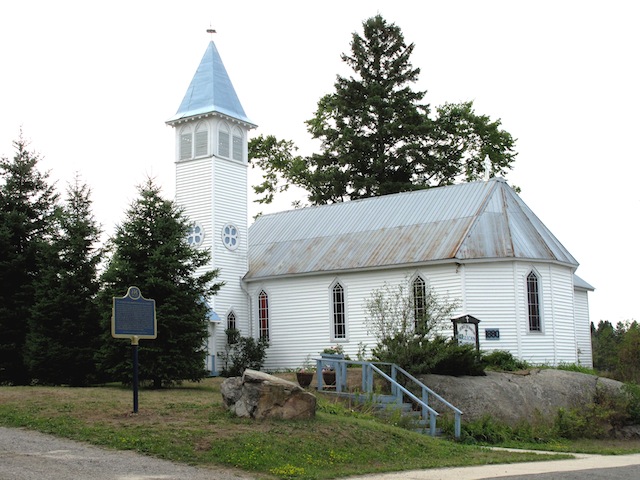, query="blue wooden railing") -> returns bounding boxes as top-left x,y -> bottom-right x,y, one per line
315,356 -> 462,439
